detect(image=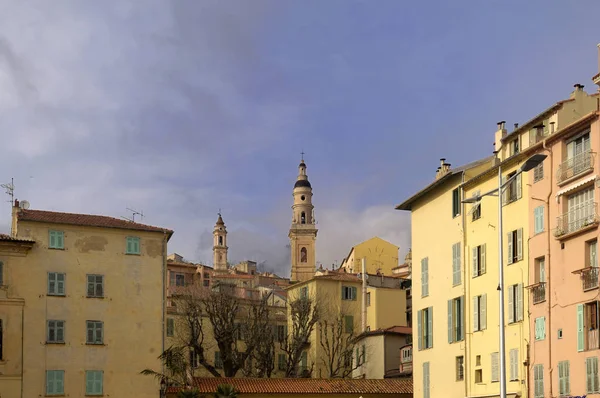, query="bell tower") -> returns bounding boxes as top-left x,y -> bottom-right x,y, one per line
289,154 -> 318,282
213,212 -> 228,272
